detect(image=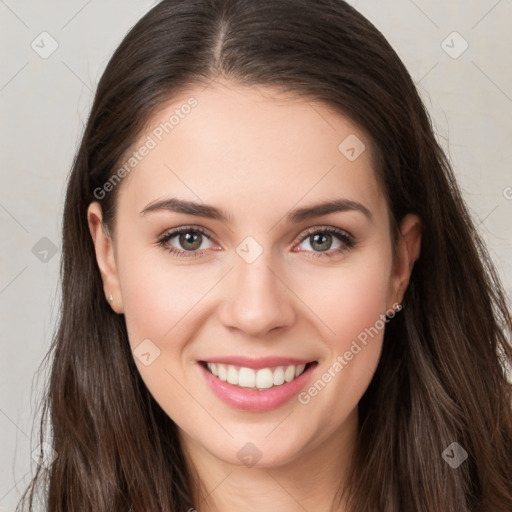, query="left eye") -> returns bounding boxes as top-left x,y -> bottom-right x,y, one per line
293,227 -> 355,257
297,231 -> 343,252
